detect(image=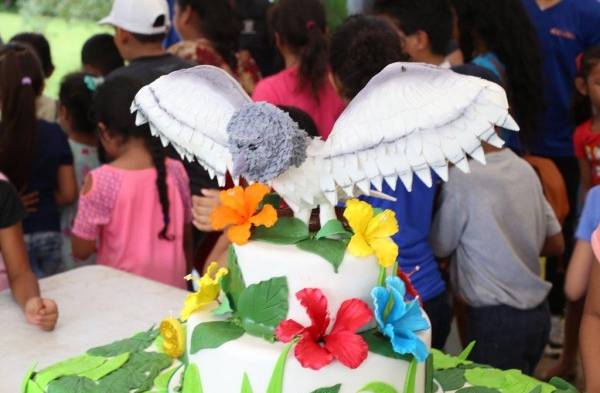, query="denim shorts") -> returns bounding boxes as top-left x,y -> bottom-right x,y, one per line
24,231 -> 63,278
